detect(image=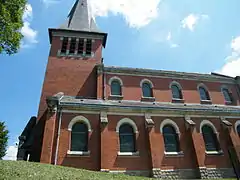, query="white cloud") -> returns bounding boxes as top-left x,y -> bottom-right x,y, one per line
21,22 -> 38,44
218,36 -> 240,77
181,14 -> 208,31
166,31 -> 171,41
166,31 -> 179,48
21,4 -> 38,48
231,36 -> 240,54
218,58 -> 240,77
23,3 -> 33,20
3,145 -> 18,161
41,0 -> 61,8
170,43 -> 179,48
90,0 -> 161,28
42,0 -> 161,28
